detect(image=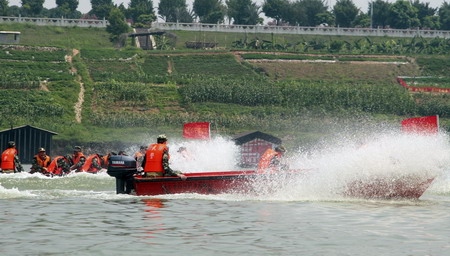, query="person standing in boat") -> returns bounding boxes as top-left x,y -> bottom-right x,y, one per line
257,145 -> 287,174
30,147 -> 51,174
70,146 -> 86,172
142,134 -> 186,180
0,141 -> 24,173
